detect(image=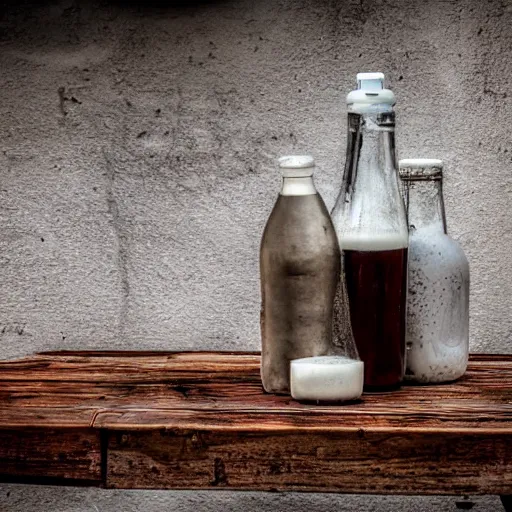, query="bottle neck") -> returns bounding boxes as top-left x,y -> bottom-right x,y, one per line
404,178 -> 447,233
344,111 -> 397,187
333,111 -> 408,251
280,176 -> 316,196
